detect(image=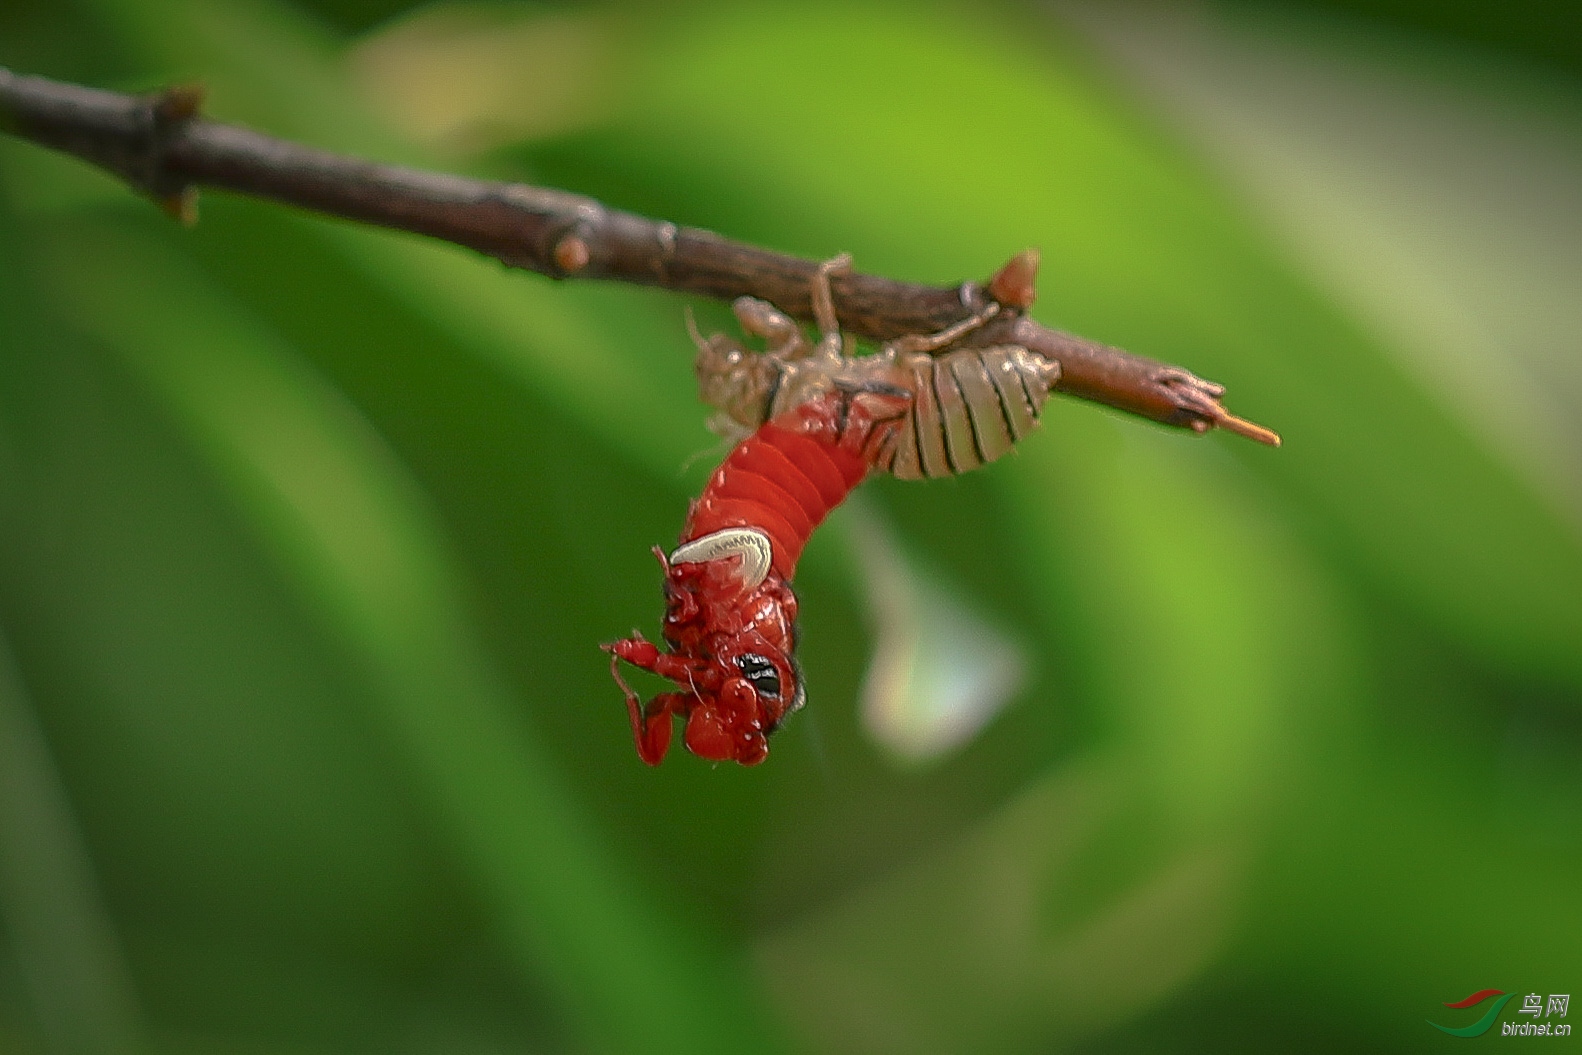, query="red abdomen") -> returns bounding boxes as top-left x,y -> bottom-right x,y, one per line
683,400 -> 869,580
